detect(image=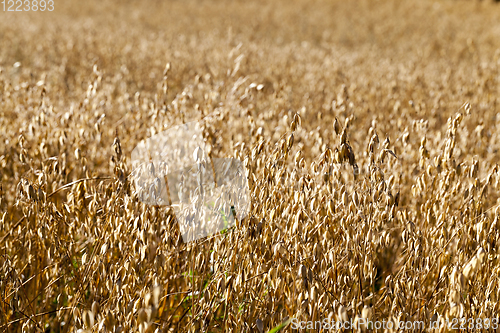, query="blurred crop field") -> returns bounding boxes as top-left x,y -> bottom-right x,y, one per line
2,0 -> 500,332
